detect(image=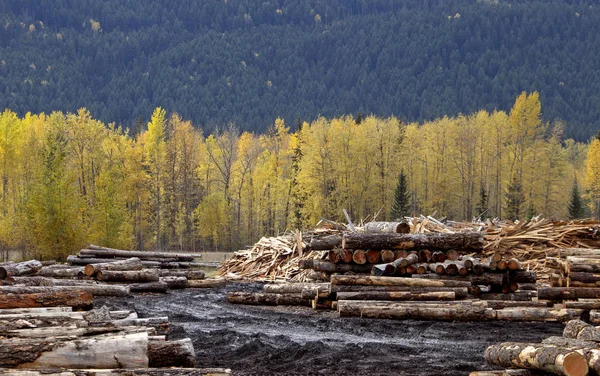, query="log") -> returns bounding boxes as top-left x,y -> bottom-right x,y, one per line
538,287 -> 600,301
570,264 -> 600,273
37,267 -> 85,279
541,336 -> 600,349
446,249 -> 460,261
479,292 -> 537,301
160,276 -> 188,289
299,260 -> 372,274
484,342 -> 588,376
227,292 -> 310,306
263,283 -> 330,294
67,256 -> 123,265
494,307 -> 583,322
0,260 -> 43,279
109,316 -> 168,335
412,272 -> 505,286
337,299 -> 481,317
309,235 -> 342,250
418,249 -> 431,263
0,291 -> 93,310
0,307 -> 72,315
565,300 -> 600,310
509,270 -> 537,284
335,291 -> 458,301
569,272 -> 600,284
352,250 -> 367,265
330,285 -> 465,294
380,250 -> 395,263
363,221 -> 410,234
156,270 -> 205,280
484,301 -> 549,310
538,337 -> 600,375
300,288 -> 332,300
359,302 -> 492,321
517,283 -> 537,291
589,310 -> 600,325
7,276 -> 51,286
0,369 -> 231,376
330,275 -> 471,288
327,249 -> 339,263
371,263 -> 395,276
0,325 -> 147,339
342,232 -> 484,251
83,245 -> 202,261
563,319 -> 600,341
496,260 -> 508,271
147,338 -> 196,368
508,258 -> 522,271
84,258 -> 143,277
40,279 -> 99,287
129,281 -> 169,293
0,332 -> 149,368
431,252 -> 447,263
0,285 -> 130,297
469,371 -> 548,376
187,279 -> 226,288
366,250 -> 381,264
96,269 -> 159,283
